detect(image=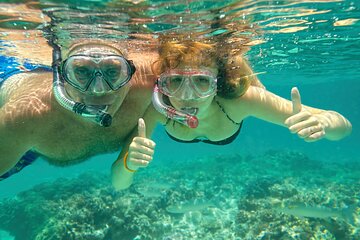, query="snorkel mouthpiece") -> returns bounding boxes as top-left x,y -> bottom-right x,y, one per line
152,84 -> 199,128
180,107 -> 198,128
99,113 -> 112,127
181,107 -> 198,115
73,103 -> 112,127
187,115 -> 199,128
